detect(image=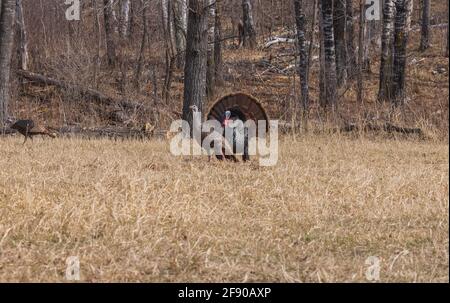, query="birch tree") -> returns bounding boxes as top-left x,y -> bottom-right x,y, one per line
104,0 -> 117,66
181,0 -> 187,30
162,0 -> 176,54
162,0 -> 176,101
16,0 -> 29,71
242,0 -> 257,48
357,0 -> 365,104
345,0 -> 356,78
0,0 -> 16,125
392,0 -> 411,105
319,0 -> 337,110
378,0 -> 412,104
293,0 -> 309,123
378,0 -> 395,101
319,9 -> 326,107
119,0 -> 131,38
